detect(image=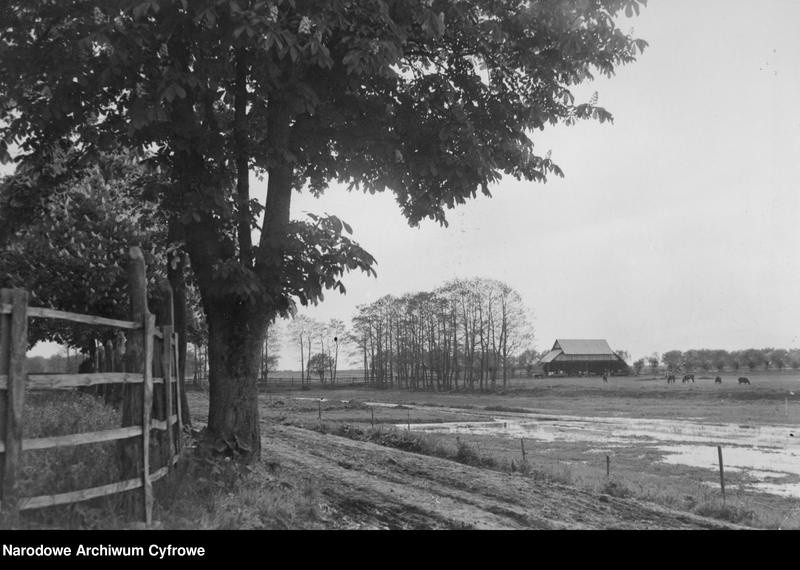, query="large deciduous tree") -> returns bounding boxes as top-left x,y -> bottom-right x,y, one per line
1,0 -> 647,458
